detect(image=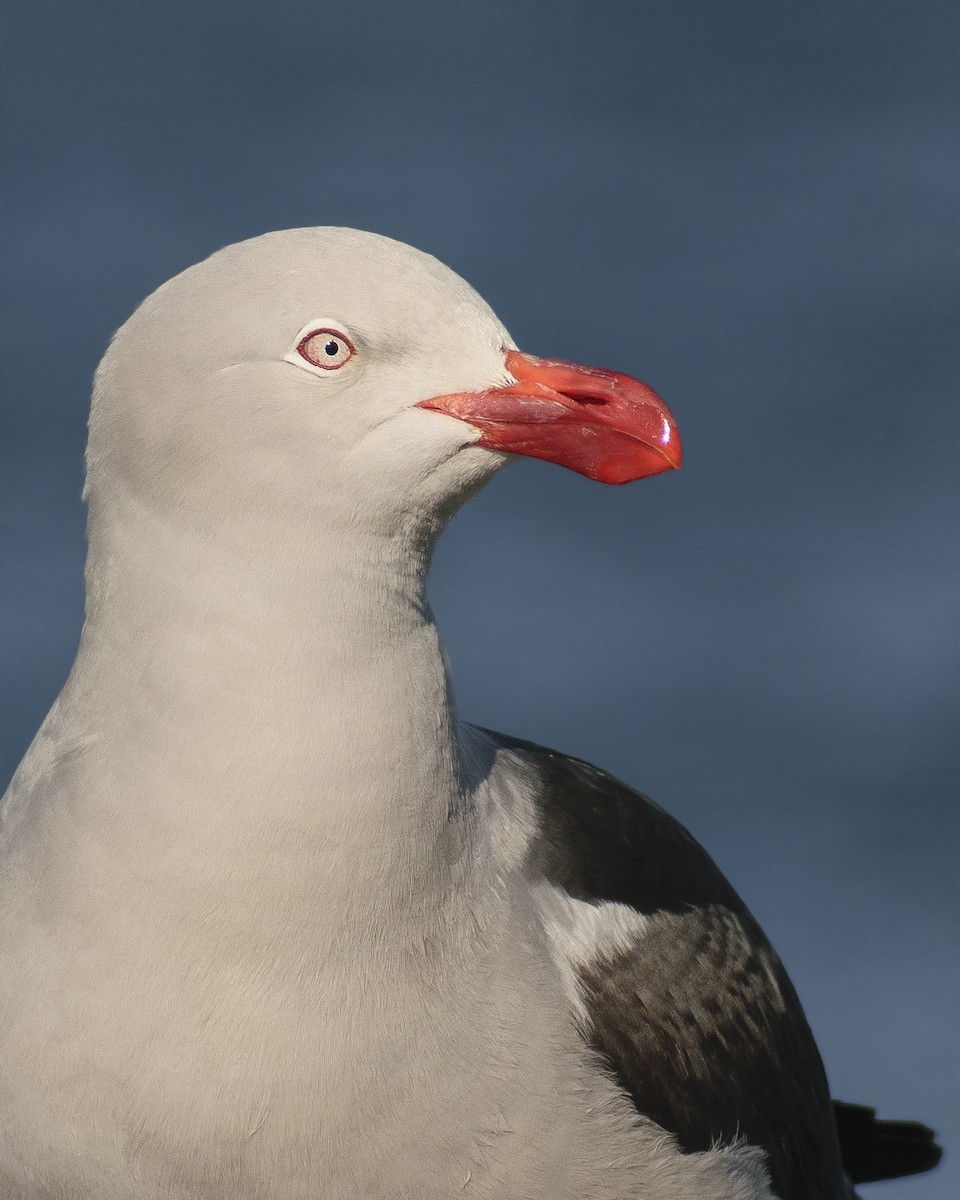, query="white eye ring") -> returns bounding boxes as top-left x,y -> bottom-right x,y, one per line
284,320 -> 357,377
